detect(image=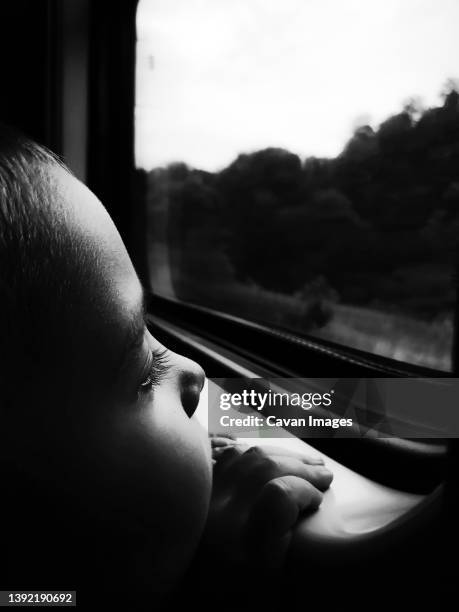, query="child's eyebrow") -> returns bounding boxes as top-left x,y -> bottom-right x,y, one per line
114,289 -> 147,379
